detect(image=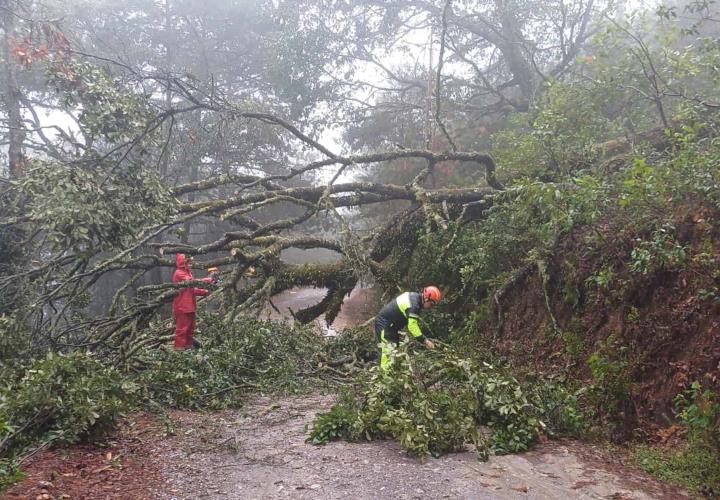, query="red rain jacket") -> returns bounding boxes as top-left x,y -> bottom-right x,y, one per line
172,254 -> 212,314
